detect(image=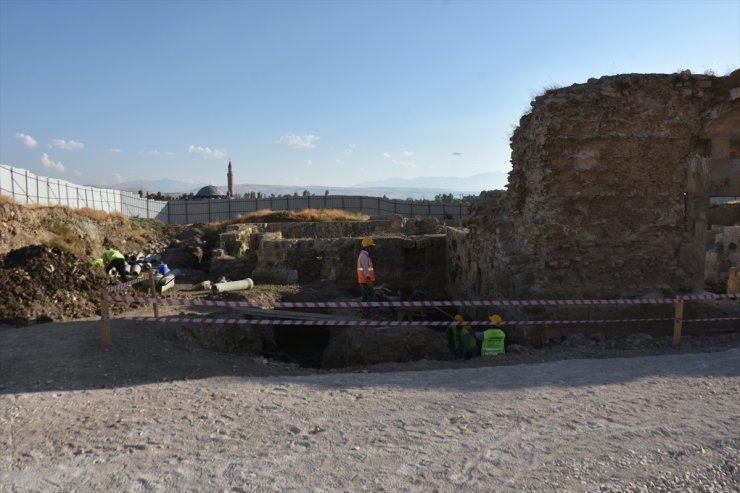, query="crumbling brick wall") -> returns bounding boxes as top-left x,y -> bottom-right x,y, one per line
451,70 -> 740,300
